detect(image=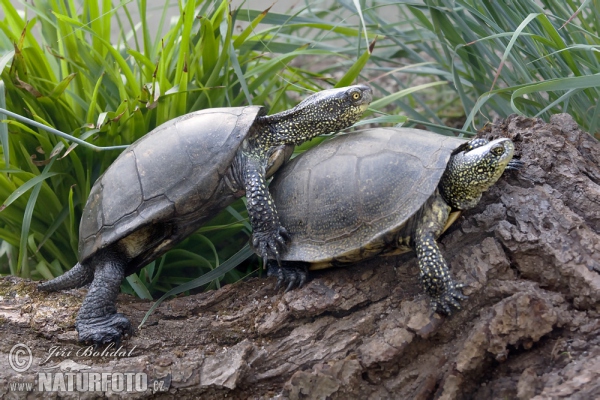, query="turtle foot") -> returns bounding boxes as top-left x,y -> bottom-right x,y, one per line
267,261 -> 308,292
76,313 -> 133,345
252,225 -> 290,262
429,282 -> 468,316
